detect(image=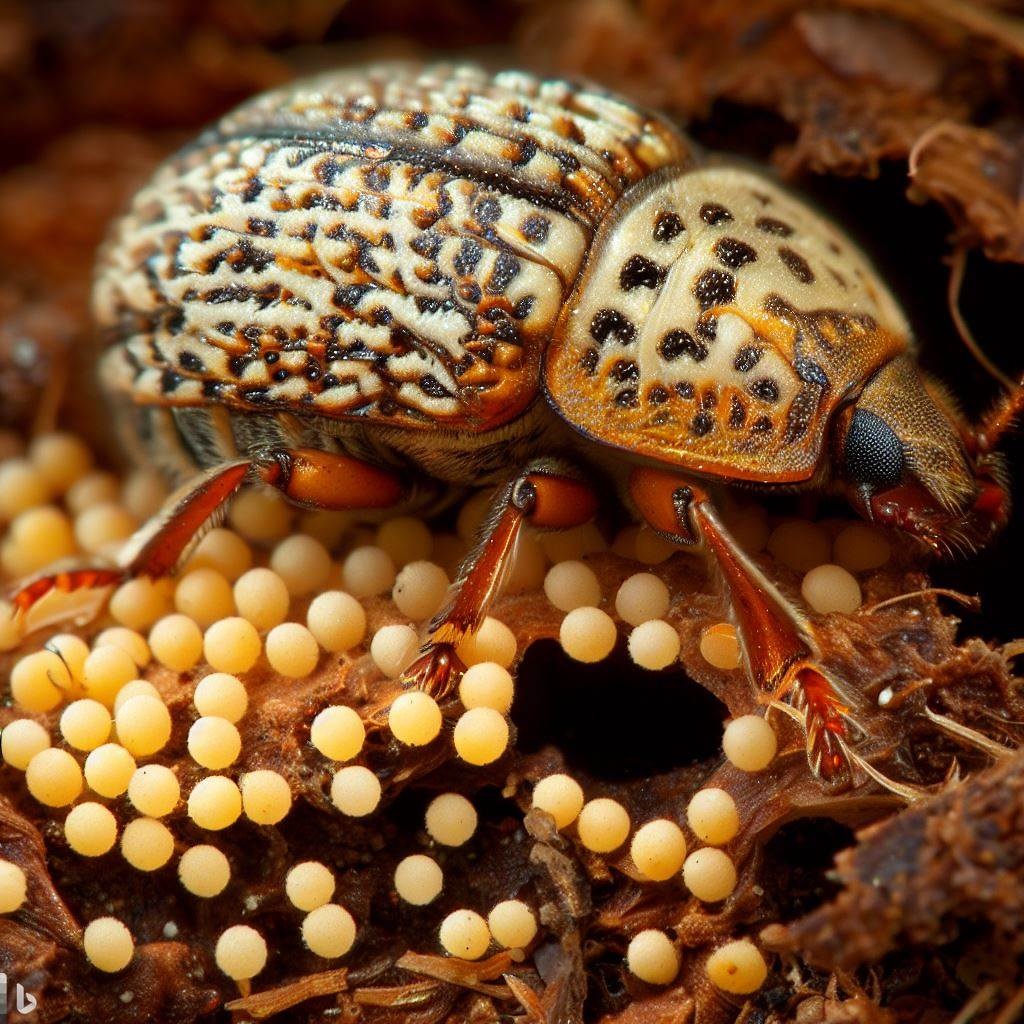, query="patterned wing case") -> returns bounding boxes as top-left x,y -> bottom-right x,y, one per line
95,64 -> 689,435
545,166 -> 912,483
